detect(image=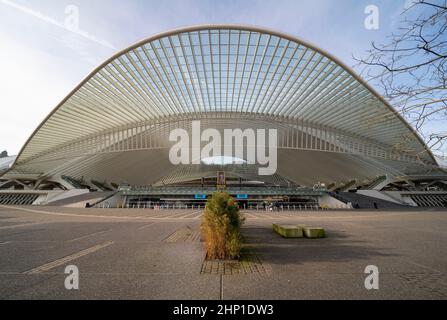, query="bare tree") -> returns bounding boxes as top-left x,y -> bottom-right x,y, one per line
356,0 -> 447,158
